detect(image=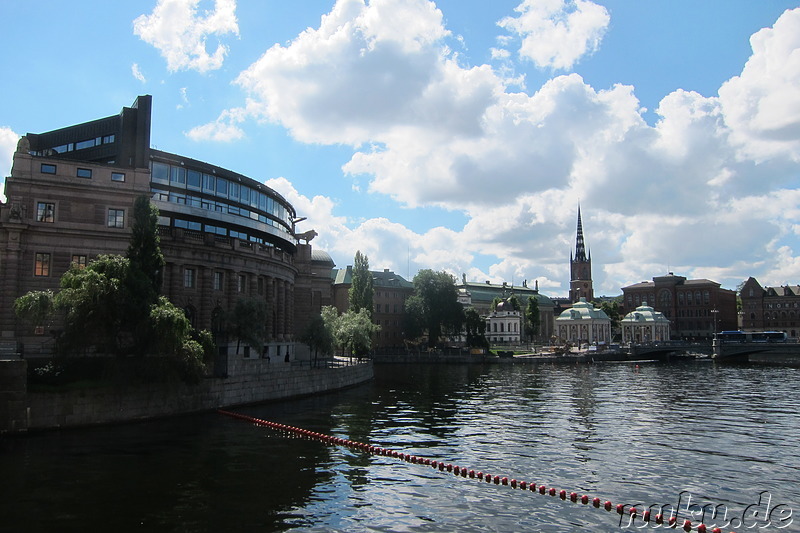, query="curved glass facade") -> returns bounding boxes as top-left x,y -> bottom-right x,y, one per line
149,153 -> 296,251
